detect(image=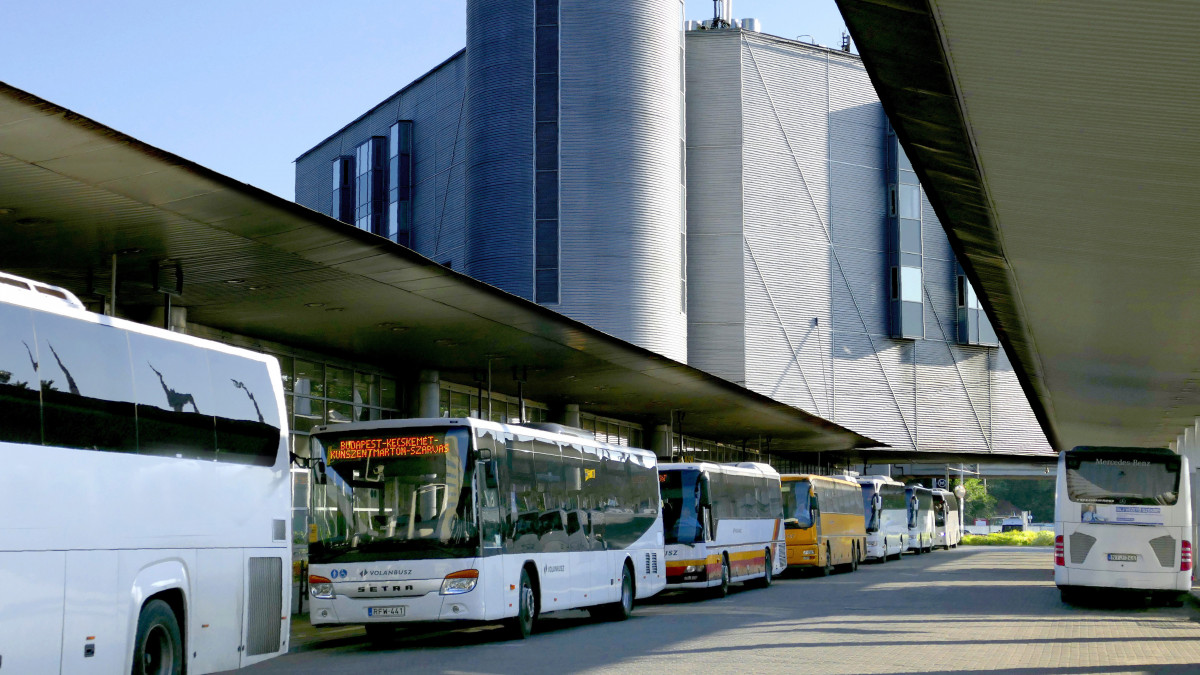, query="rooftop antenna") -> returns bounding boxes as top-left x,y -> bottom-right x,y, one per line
841,31 -> 852,52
